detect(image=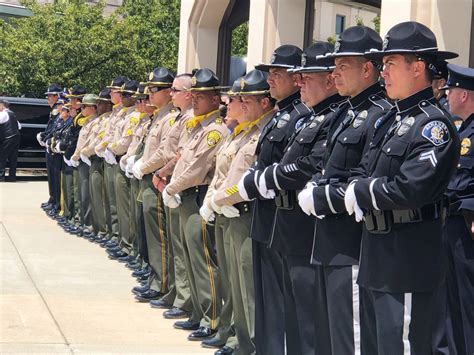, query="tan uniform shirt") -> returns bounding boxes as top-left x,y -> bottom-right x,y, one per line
71,114 -> 98,161
213,110 -> 274,206
166,110 -> 229,196
120,113 -> 151,165
140,103 -> 179,175
108,106 -> 137,156
81,111 -> 112,157
94,104 -> 127,153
